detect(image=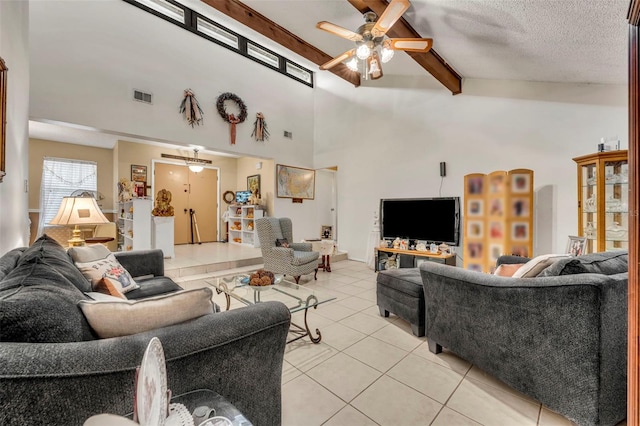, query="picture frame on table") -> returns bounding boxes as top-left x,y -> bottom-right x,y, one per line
321,225 -> 333,239
566,235 -> 587,257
